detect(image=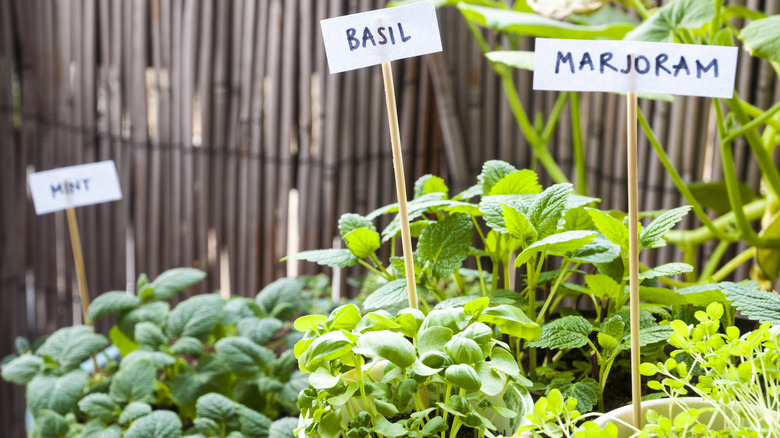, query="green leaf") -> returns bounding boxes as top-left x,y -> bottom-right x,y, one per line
325,304 -> 362,331
570,239 -> 620,264
165,294 -> 225,341
354,331 -> 416,368
489,347 -> 520,376
585,274 -> 621,301
1,354 -> 43,385
414,174 -> 449,198
255,277 -> 304,319
78,393 -> 119,422
625,0 -> 716,42
338,213 -> 376,239
27,369 -> 89,416
490,169 -> 542,195
514,231 -> 596,266
29,410 -> 70,438
78,420 -> 123,438
117,301 -> 170,342
110,358 -> 156,404
38,326 -> 108,372
110,326 -> 139,357
739,15 -> 780,62
475,361 -> 506,397
372,415 -> 407,438
637,262 -> 694,280
528,316 -> 592,349
134,322 -> 167,349
445,337 -> 483,365
720,281 -> 780,324
757,212 -> 780,281
503,205 -> 538,247
170,336 -> 204,357
640,206 -> 691,249
215,337 -> 275,376
640,285 -> 724,307
122,350 -> 175,369
293,314 -> 327,332
687,181 -> 755,215
236,404 -> 271,438
344,227 -> 381,259
286,248 -> 359,268
461,3 -> 633,39
481,195 -> 533,233
381,194 -> 458,242
363,279 -> 408,311
197,393 -> 240,432
269,418 -> 299,438
445,364 -> 482,392
587,209 -> 627,248
547,377 -> 601,412
87,291 -> 141,322
528,184 -> 572,239
486,51 -> 535,71
416,213 -> 472,280
149,267 -> 206,301
118,402 -> 152,425
298,331 -> 355,372
418,326 -> 453,355
237,317 -> 284,346
479,160 -> 517,197
639,325 -> 674,346
478,305 -> 541,341
124,410 -> 182,438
